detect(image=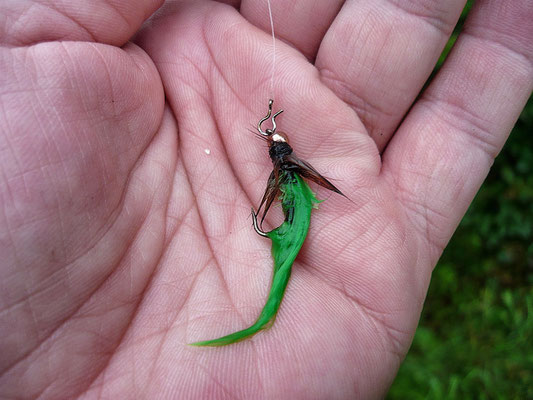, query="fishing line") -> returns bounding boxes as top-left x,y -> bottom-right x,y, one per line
266,0 -> 276,99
